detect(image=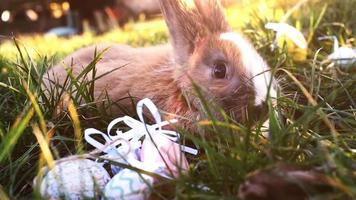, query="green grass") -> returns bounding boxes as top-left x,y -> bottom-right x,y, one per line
0,0 -> 356,199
